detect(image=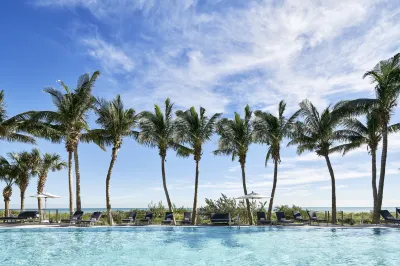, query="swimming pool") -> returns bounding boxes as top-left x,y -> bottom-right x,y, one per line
1,227 -> 399,265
